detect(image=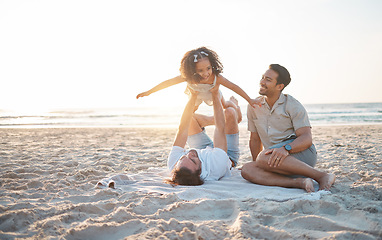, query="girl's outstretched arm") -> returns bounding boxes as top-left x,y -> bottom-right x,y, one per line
217,75 -> 261,108
136,76 -> 185,99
